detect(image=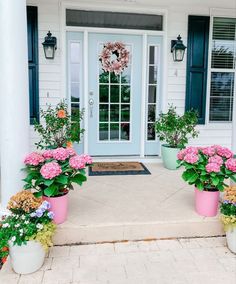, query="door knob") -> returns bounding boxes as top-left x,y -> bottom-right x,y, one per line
88,98 -> 94,117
